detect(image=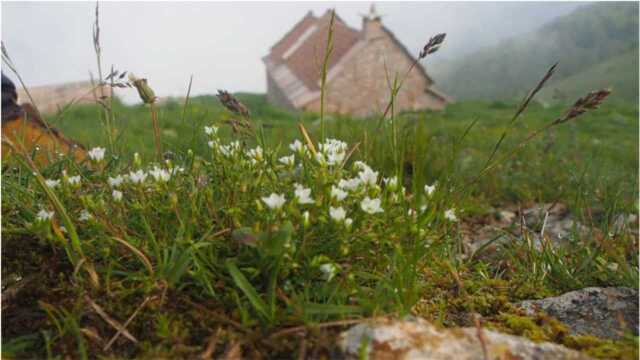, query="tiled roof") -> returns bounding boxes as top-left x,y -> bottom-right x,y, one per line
265,10 -> 361,91
269,11 -> 318,61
